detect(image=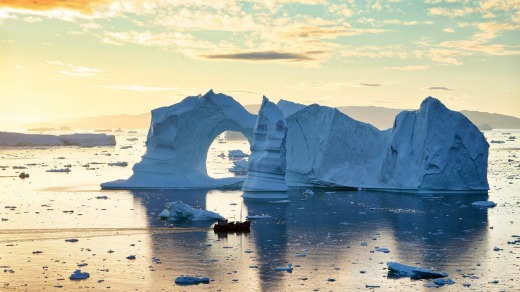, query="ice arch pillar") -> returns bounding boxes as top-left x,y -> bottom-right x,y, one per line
101,90 -> 256,189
